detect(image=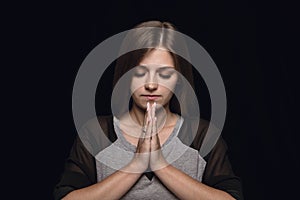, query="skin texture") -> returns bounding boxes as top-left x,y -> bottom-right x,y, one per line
62,49 -> 235,200
120,49 -> 179,145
